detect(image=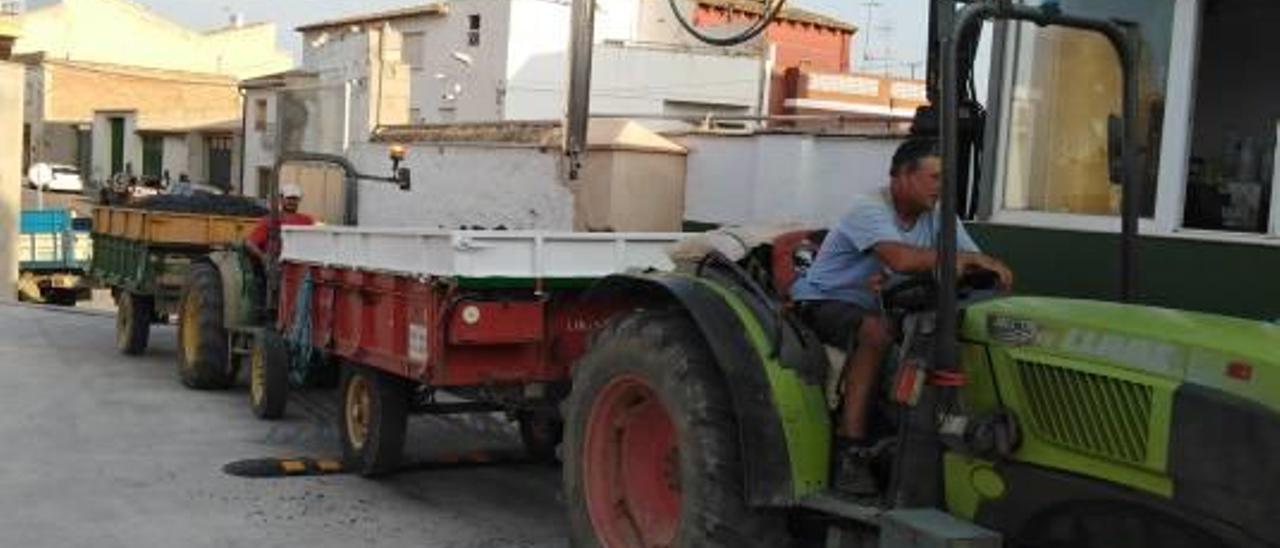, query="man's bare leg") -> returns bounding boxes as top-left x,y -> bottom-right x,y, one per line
839,315 -> 891,439
833,315 -> 891,496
